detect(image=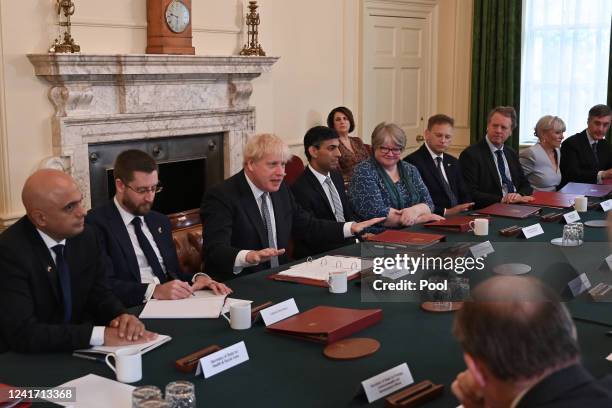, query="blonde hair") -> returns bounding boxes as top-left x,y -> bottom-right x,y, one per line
243,133 -> 291,166
534,115 -> 566,139
371,122 -> 407,150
